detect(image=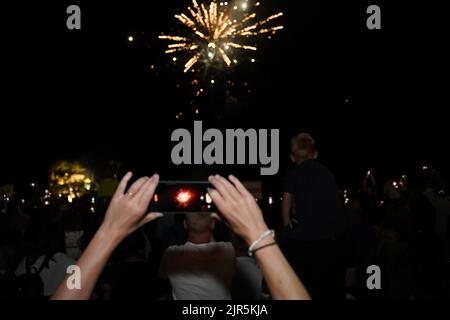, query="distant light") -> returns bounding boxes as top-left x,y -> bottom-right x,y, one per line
153,194 -> 159,202
200,195 -> 205,201
205,193 -> 212,204
195,108 -> 199,114
241,3 -> 248,10
211,79 -> 215,84
268,197 -> 273,205
251,58 -> 255,63
208,51 -> 215,59
128,36 -> 134,42
233,6 -> 238,10
422,165 -> 428,170
233,59 -> 238,64
44,201 -> 50,206
150,65 -> 155,69
255,2 -> 260,6
172,57 -> 177,62
176,190 -> 192,205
